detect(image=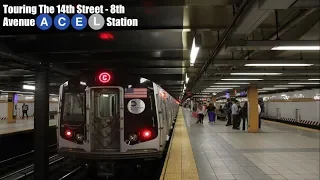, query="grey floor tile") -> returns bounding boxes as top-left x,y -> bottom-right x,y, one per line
233,174 -> 255,180
250,174 -> 273,180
